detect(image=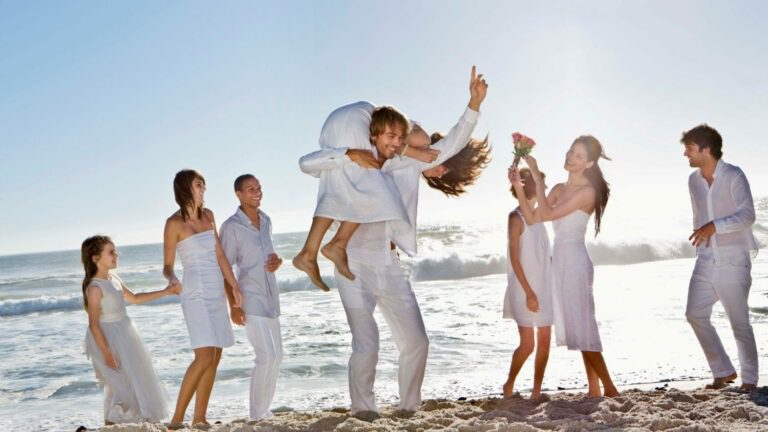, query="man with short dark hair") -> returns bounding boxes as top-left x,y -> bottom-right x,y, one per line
681,124 -> 759,392
220,175 -> 283,419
